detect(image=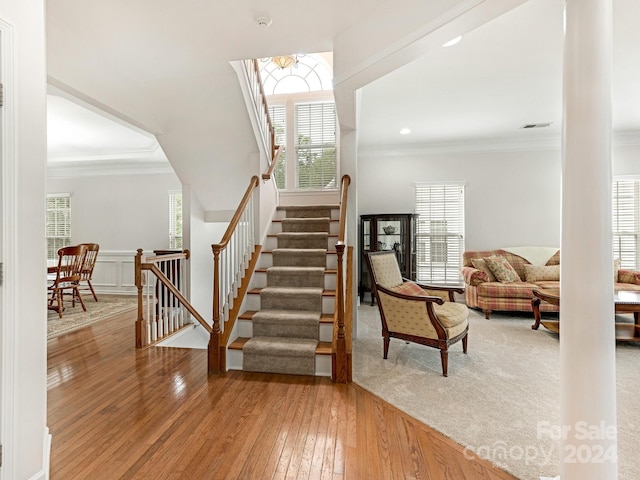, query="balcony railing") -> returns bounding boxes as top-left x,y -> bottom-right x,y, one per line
134,249 -> 211,347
